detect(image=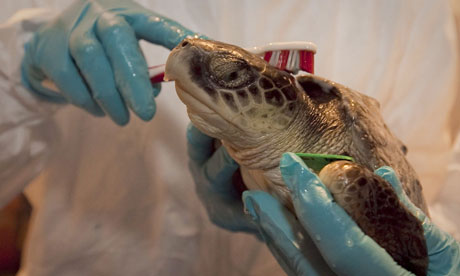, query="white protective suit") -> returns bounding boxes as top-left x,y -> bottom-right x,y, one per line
1,0 -> 459,275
